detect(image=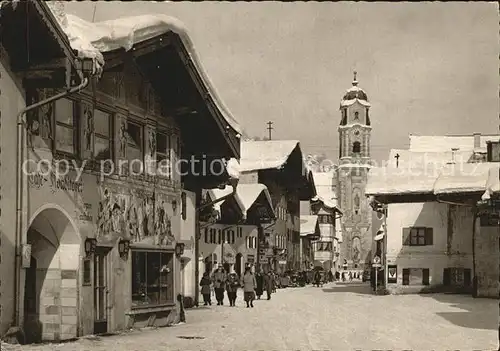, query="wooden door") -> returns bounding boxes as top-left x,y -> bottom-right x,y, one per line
93,249 -> 109,334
